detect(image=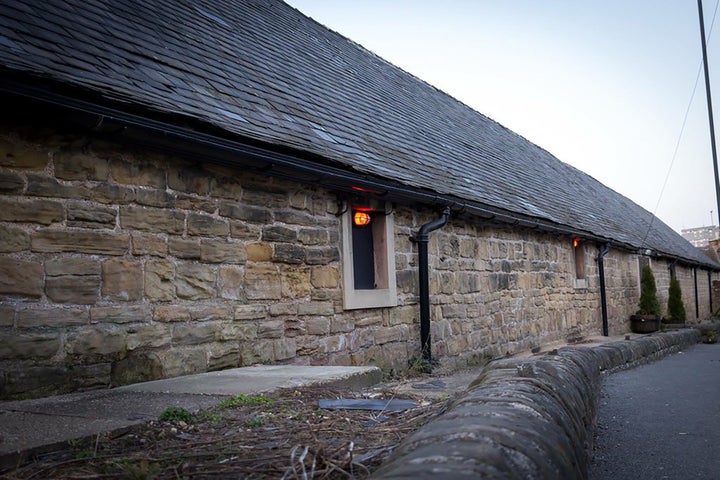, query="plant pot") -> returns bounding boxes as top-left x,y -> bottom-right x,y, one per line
630,315 -> 660,333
